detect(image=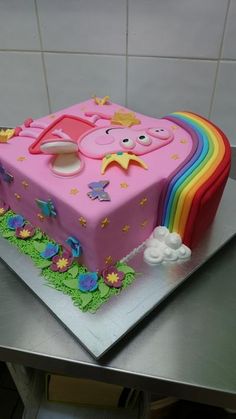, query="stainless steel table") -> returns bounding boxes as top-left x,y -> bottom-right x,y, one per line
0,138 -> 236,410
0,235 -> 236,409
